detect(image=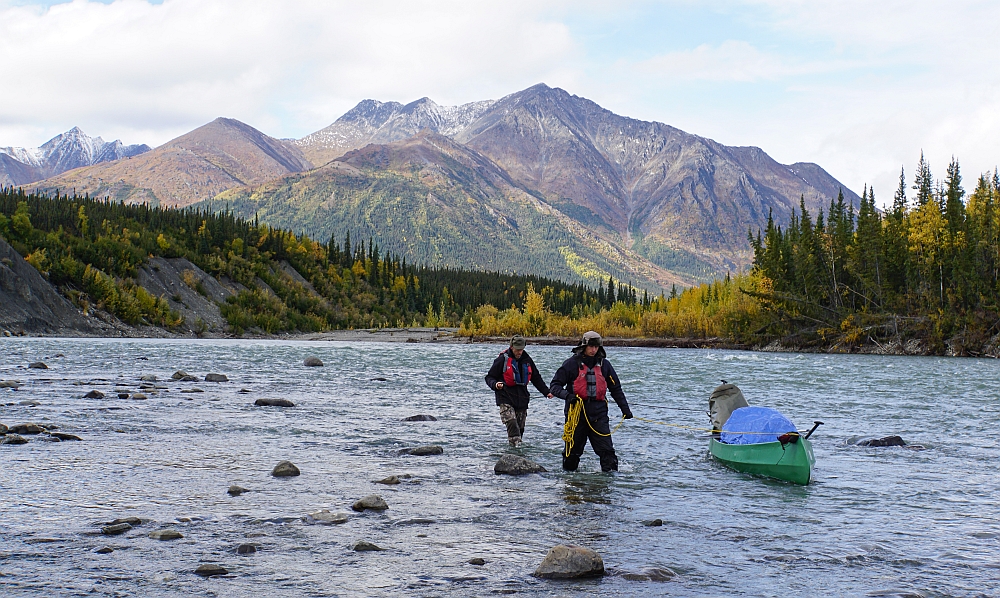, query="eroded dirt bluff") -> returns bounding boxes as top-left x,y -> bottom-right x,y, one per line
137,257 -> 246,335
